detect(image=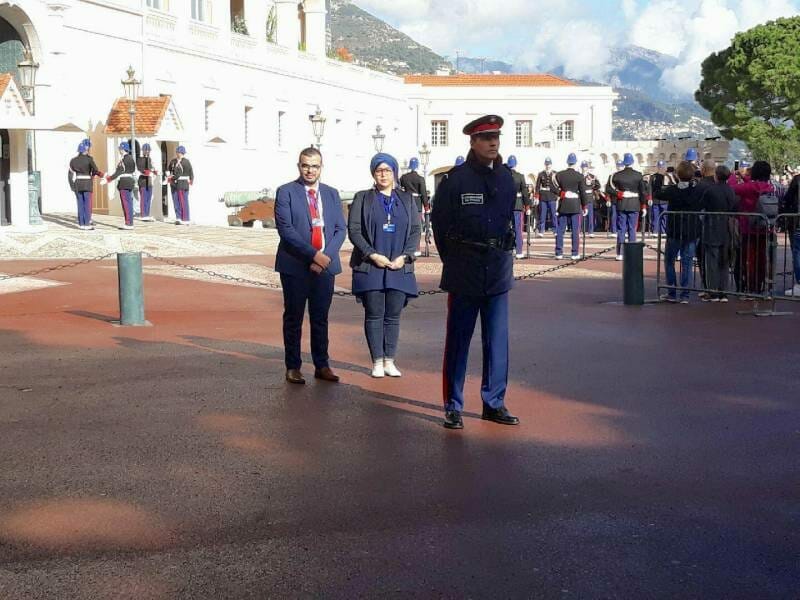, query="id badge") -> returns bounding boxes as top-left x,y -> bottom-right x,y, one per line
383,223 -> 396,233
312,218 -> 324,227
